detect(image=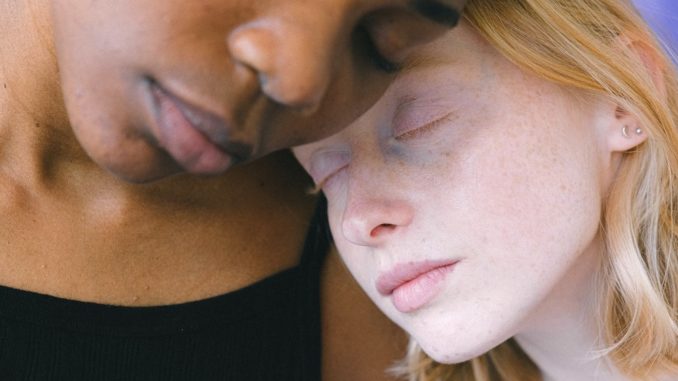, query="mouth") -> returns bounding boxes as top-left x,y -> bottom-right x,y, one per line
148,81 -> 252,175
376,259 -> 459,313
